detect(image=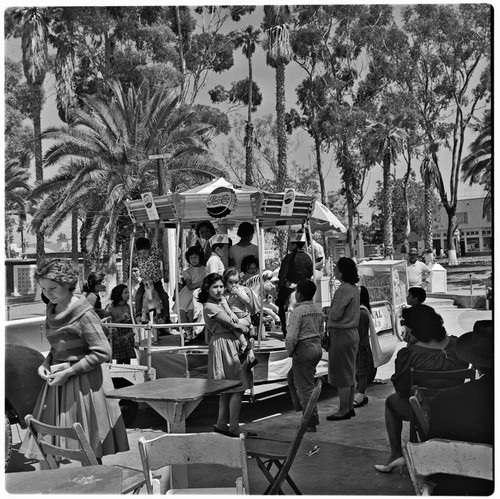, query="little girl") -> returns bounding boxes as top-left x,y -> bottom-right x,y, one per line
222,267 -> 258,368
178,246 -> 207,339
104,284 -> 136,364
